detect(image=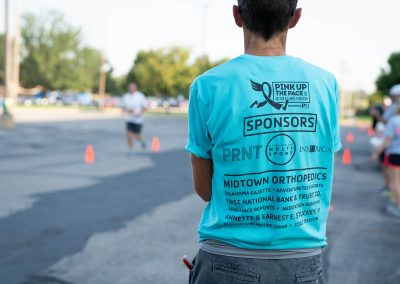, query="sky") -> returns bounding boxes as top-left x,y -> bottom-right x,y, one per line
1,0 -> 399,93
